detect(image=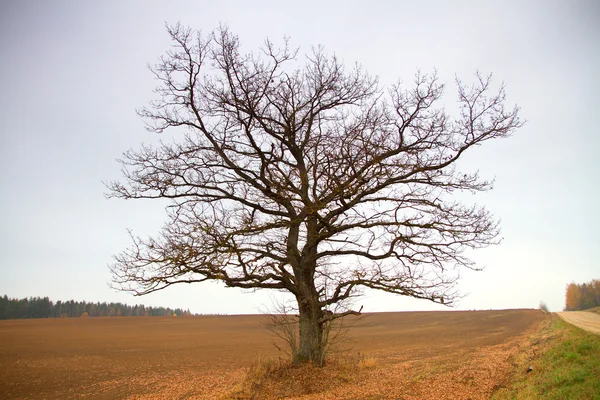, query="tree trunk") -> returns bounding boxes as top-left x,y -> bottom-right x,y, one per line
296,296 -> 324,365
291,216 -> 324,365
